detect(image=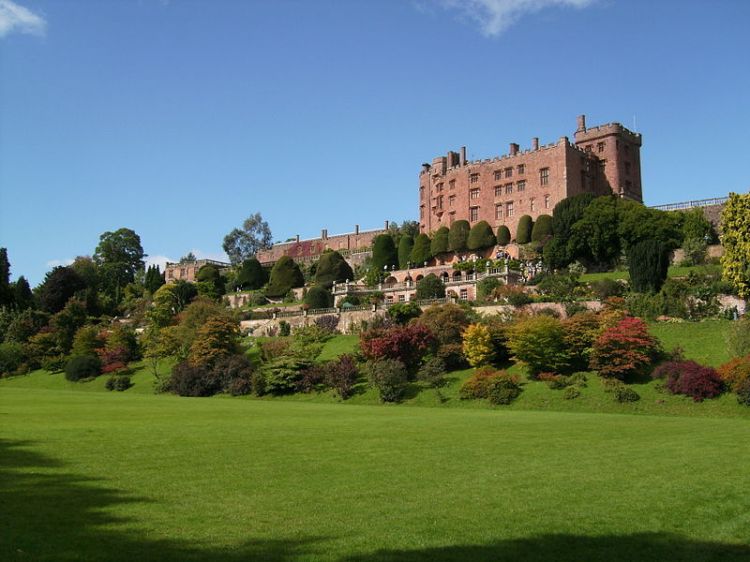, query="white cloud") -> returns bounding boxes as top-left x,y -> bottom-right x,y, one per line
46,258 -> 74,268
0,0 -> 46,38
437,0 -> 597,36
144,250 -> 230,272
144,254 -> 174,272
